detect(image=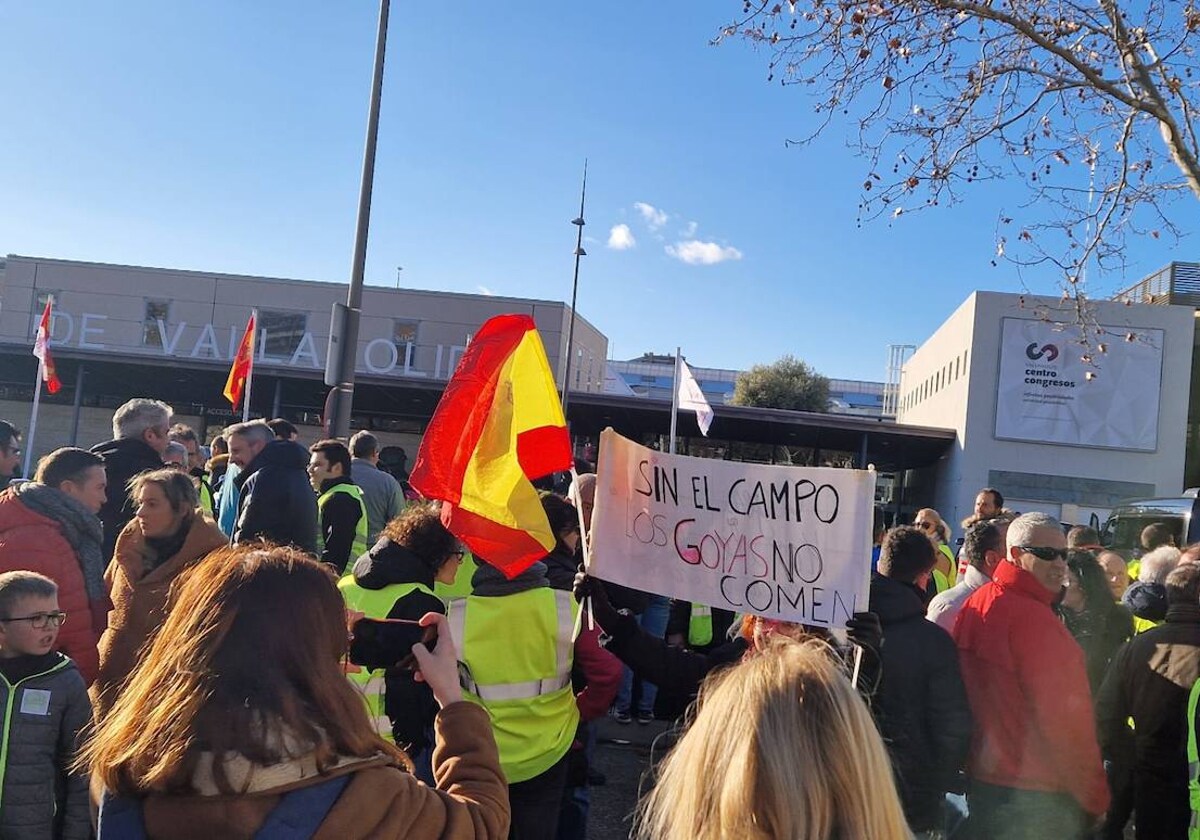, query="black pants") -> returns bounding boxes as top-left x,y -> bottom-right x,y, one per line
509,753 -> 570,840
